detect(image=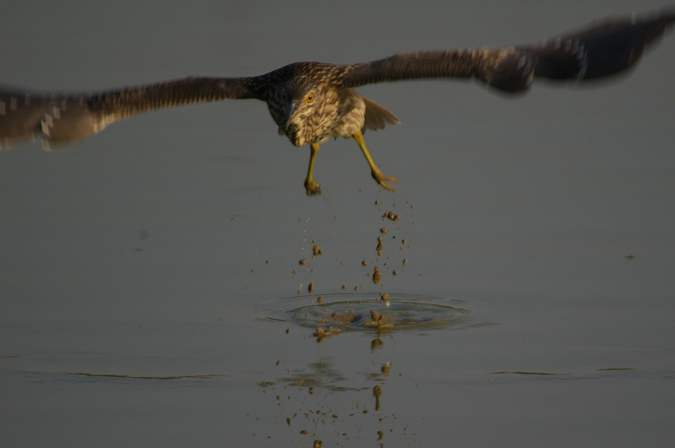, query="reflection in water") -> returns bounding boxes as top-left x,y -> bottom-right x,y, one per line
370,338 -> 385,351
253,282 -> 495,445
313,326 -> 341,343
256,355 -> 397,446
278,359 -> 364,393
61,372 -> 224,381
253,198 -> 491,445
490,371 -> 570,377
373,385 -> 382,411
